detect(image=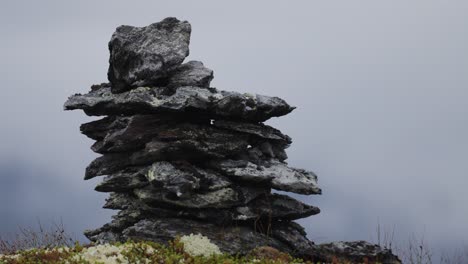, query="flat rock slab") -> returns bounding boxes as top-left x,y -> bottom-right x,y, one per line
308,241 -> 401,263
145,161 -> 232,197
103,192 -> 317,223
134,185 -> 267,209
64,86 -> 295,122
211,159 -> 322,195
80,116 -> 291,163
94,162 -> 234,195
134,186 -> 240,209
85,217 -> 310,257
167,61 -> 213,88
84,138 -> 251,179
95,169 -> 149,193
212,120 -> 291,144
81,115 -> 289,155
108,17 -> 191,92
232,193 -> 320,221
